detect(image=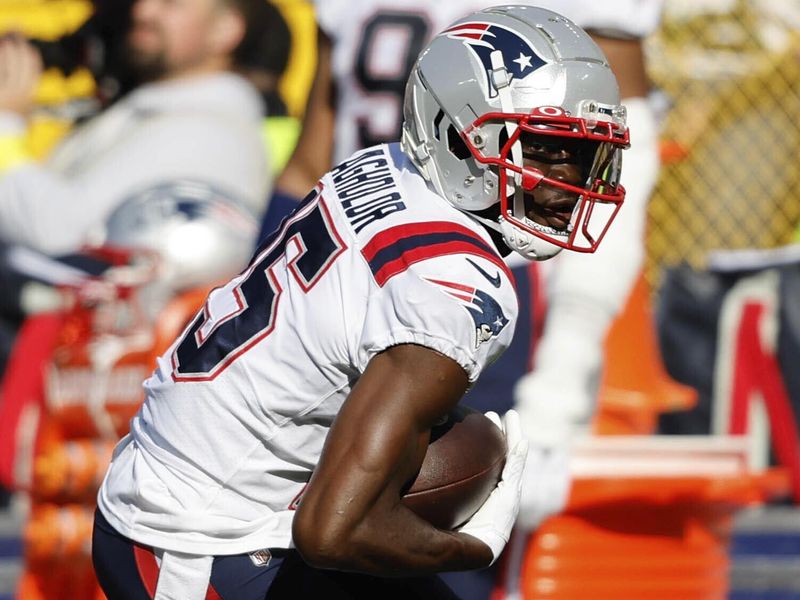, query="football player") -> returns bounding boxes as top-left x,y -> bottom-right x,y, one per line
266,0 -> 662,431
265,5 -> 662,597
93,6 -> 628,598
